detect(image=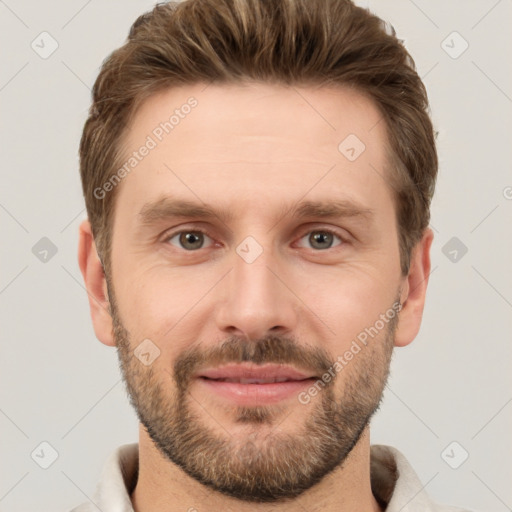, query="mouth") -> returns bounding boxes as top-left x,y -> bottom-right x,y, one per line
195,364 -> 317,405
201,377 -> 303,384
